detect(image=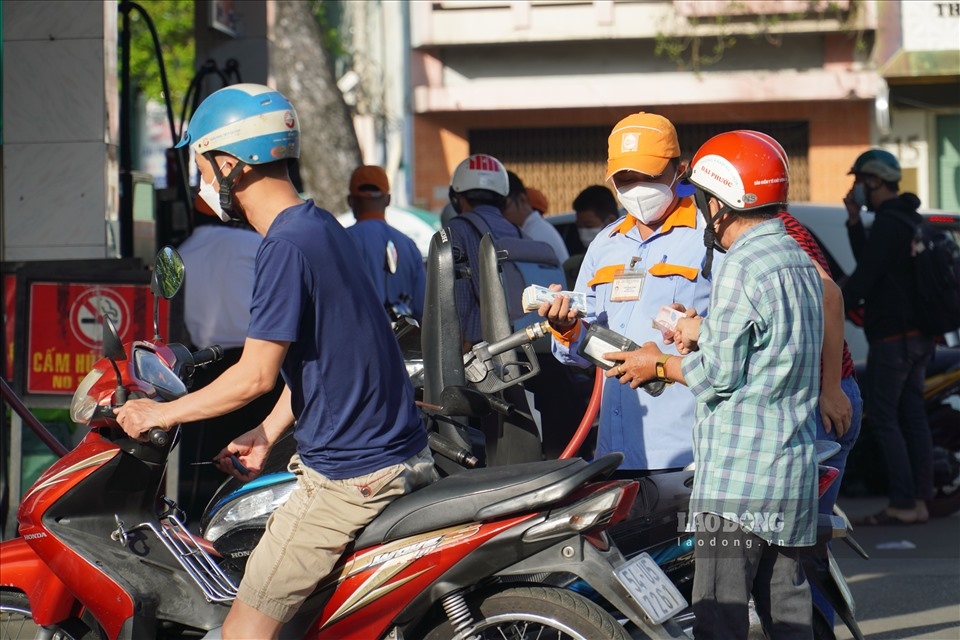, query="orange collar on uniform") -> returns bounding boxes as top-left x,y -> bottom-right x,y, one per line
354,212 -> 387,222
588,198 -> 700,288
611,197 -> 698,237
